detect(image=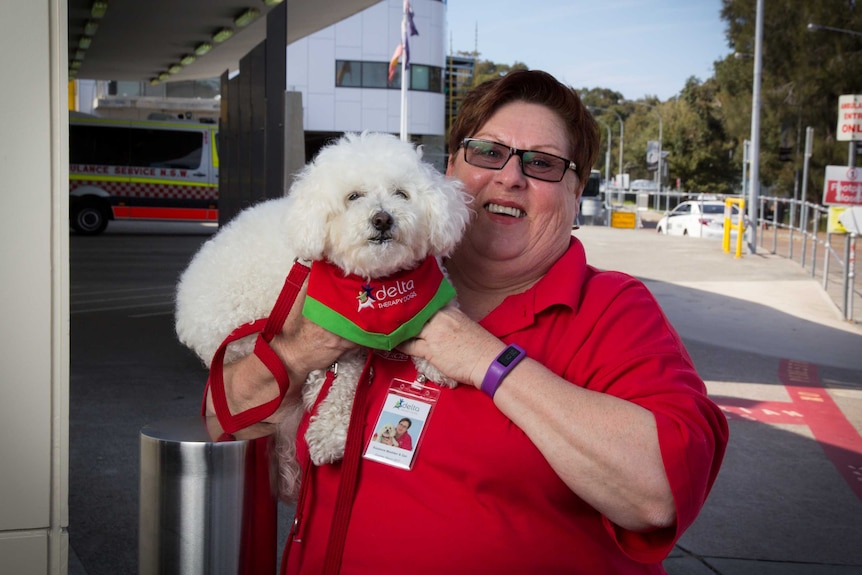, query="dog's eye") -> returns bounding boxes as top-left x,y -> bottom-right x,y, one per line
347,192 -> 363,201
394,189 -> 409,200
